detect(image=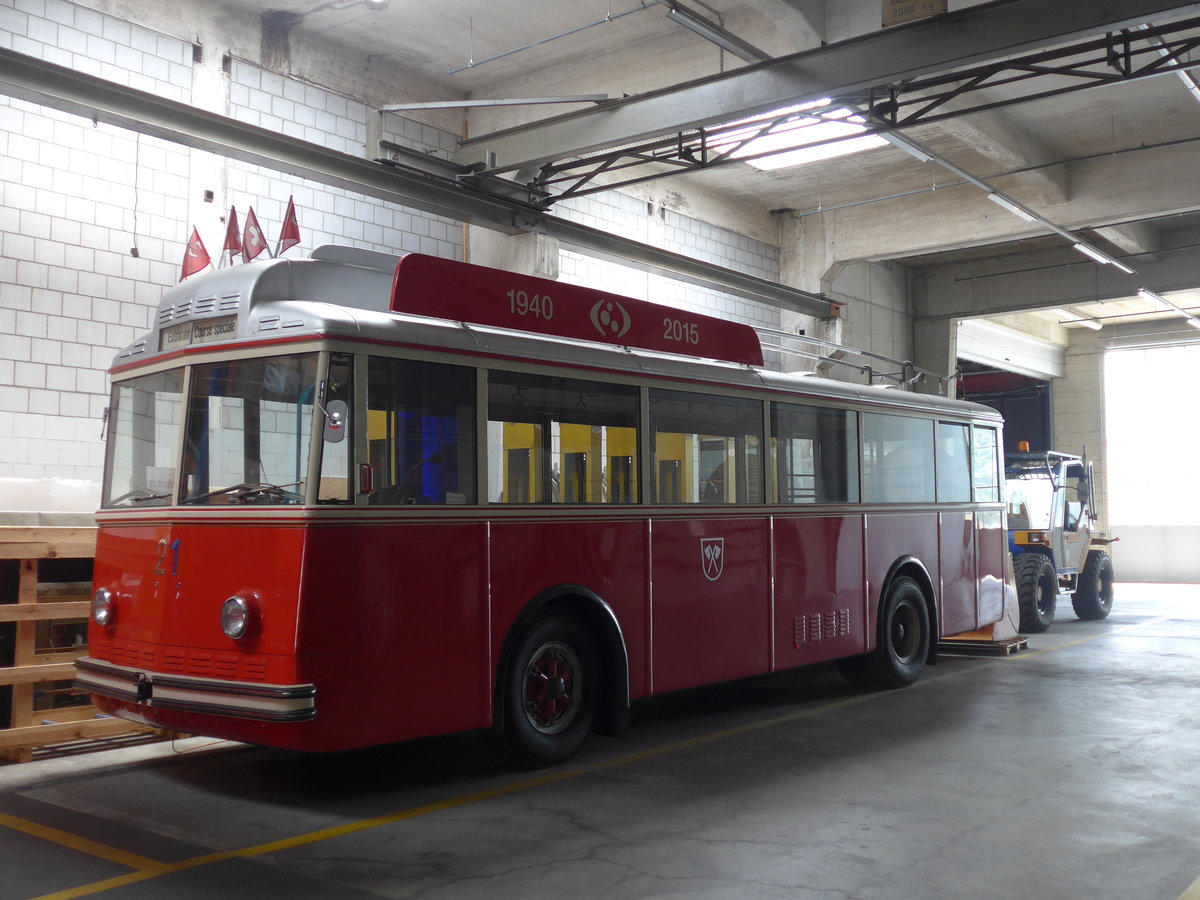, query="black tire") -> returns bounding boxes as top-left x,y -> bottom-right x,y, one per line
838,575 -> 930,689
1015,553 -> 1057,633
1071,551 -> 1114,620
496,611 -> 596,768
